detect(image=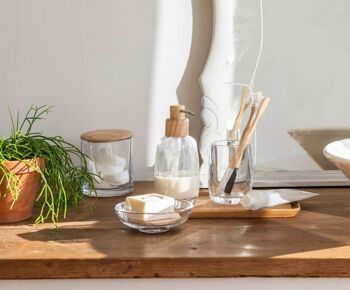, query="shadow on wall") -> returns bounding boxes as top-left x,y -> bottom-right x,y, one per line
176,0 -> 213,144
